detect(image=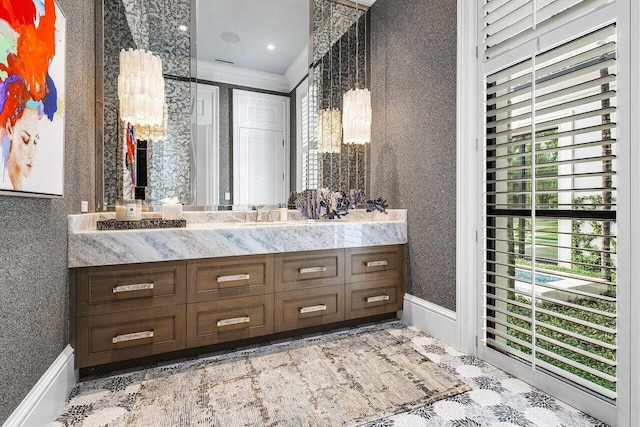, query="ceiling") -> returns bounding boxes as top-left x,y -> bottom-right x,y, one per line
198,0 -> 310,75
